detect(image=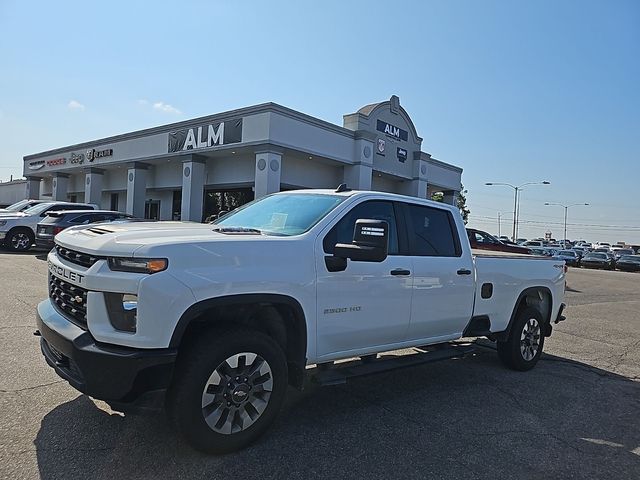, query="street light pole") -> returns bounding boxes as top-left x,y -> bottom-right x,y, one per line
485,181 -> 551,242
544,202 -> 590,246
